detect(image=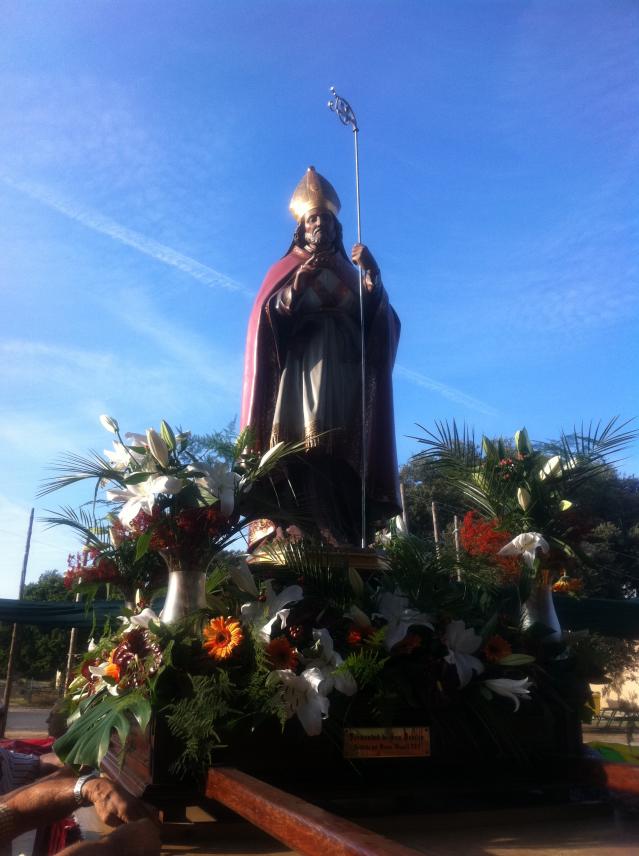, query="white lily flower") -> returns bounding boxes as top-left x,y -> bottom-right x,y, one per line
375,590 -> 434,650
124,432 -> 148,448
188,463 -> 241,517
99,414 -> 119,434
104,442 -> 143,472
444,619 -> 484,688
498,532 -> 550,567
87,638 -> 97,652
517,487 -> 531,511
305,629 -> 357,697
344,605 -> 372,628
87,661 -> 121,696
107,475 -> 184,526
260,581 -> 304,638
240,581 -> 303,636
118,607 -> 160,633
229,560 -> 259,597
539,455 -> 562,481
270,667 -> 330,736
146,428 -> 169,468
484,677 -> 532,712
240,600 -> 261,625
